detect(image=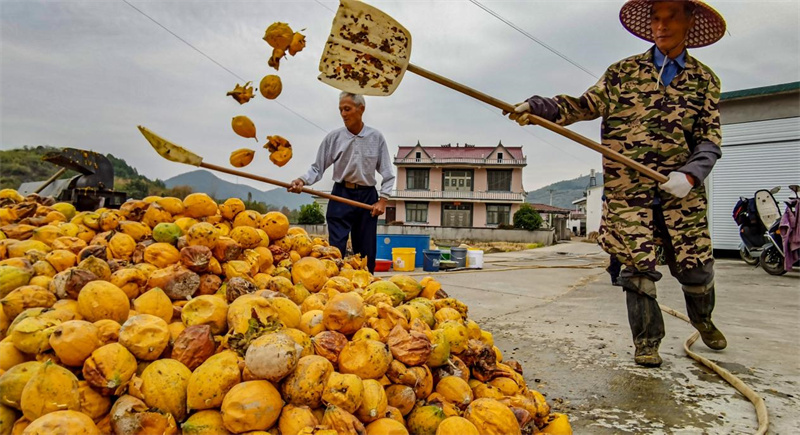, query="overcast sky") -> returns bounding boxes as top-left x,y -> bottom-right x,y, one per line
2,0 -> 798,194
